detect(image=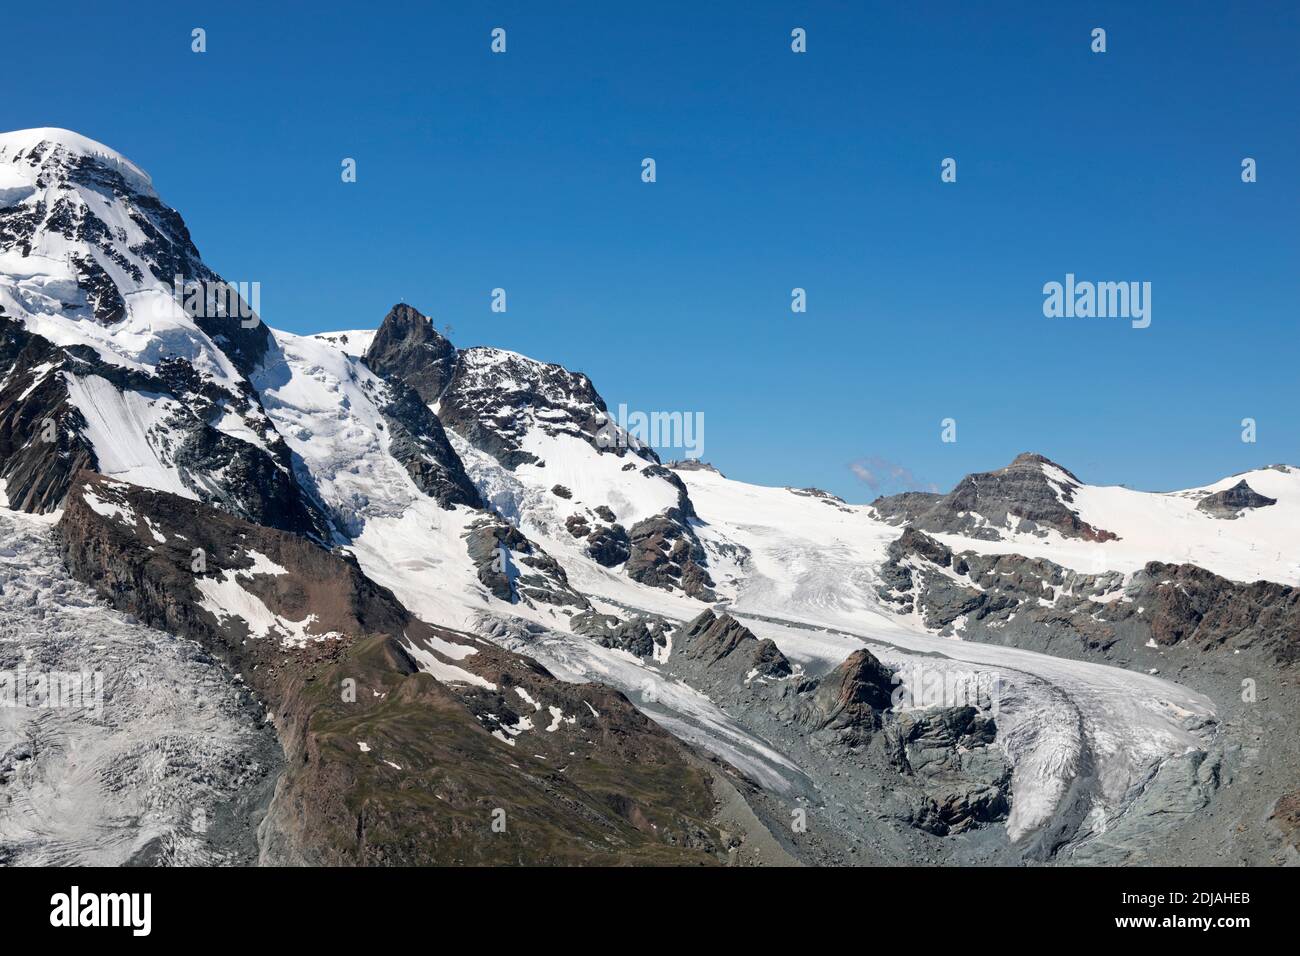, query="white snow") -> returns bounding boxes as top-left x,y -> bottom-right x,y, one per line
0,508 -> 274,865
671,465 -> 1218,842
930,465 -> 1300,587
401,634 -> 496,690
